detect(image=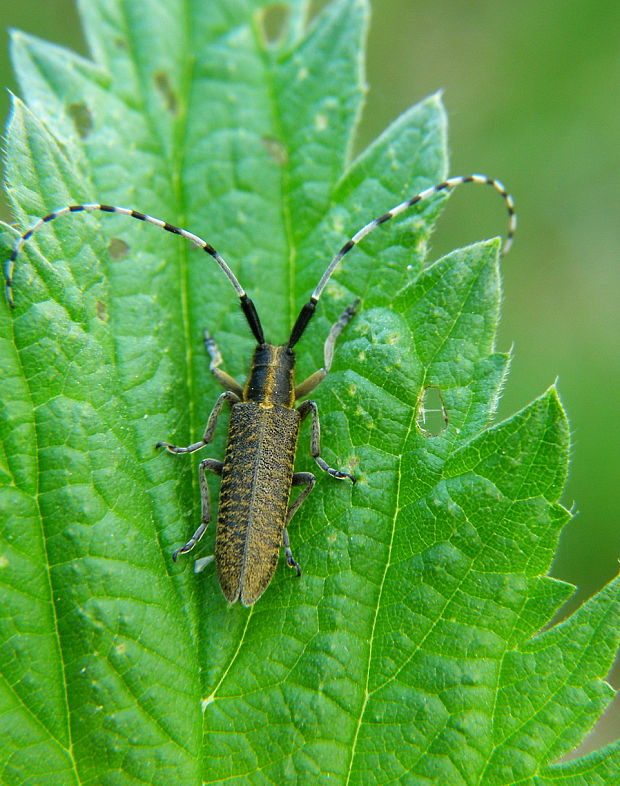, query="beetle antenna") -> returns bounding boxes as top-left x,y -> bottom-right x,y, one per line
4,202 -> 266,344
288,174 -> 516,348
